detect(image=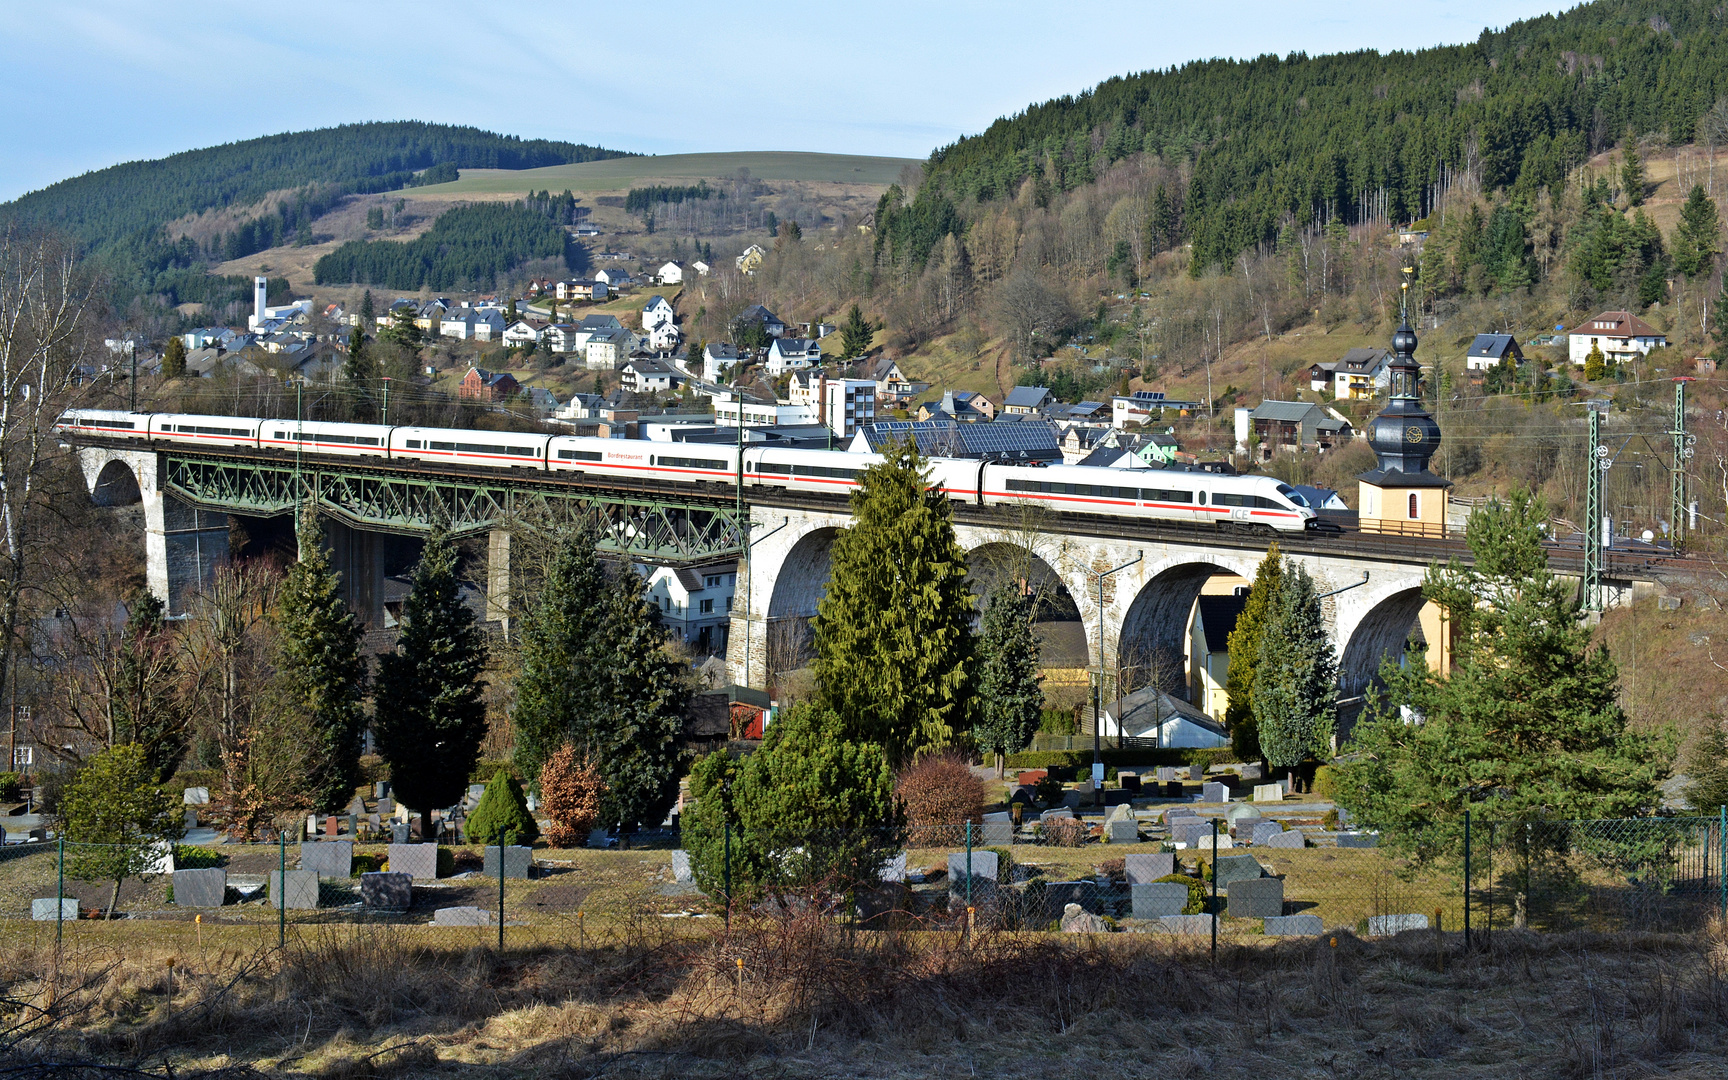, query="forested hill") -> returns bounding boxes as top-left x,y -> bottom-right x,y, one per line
0,121 -> 632,256
916,0 -> 1728,270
